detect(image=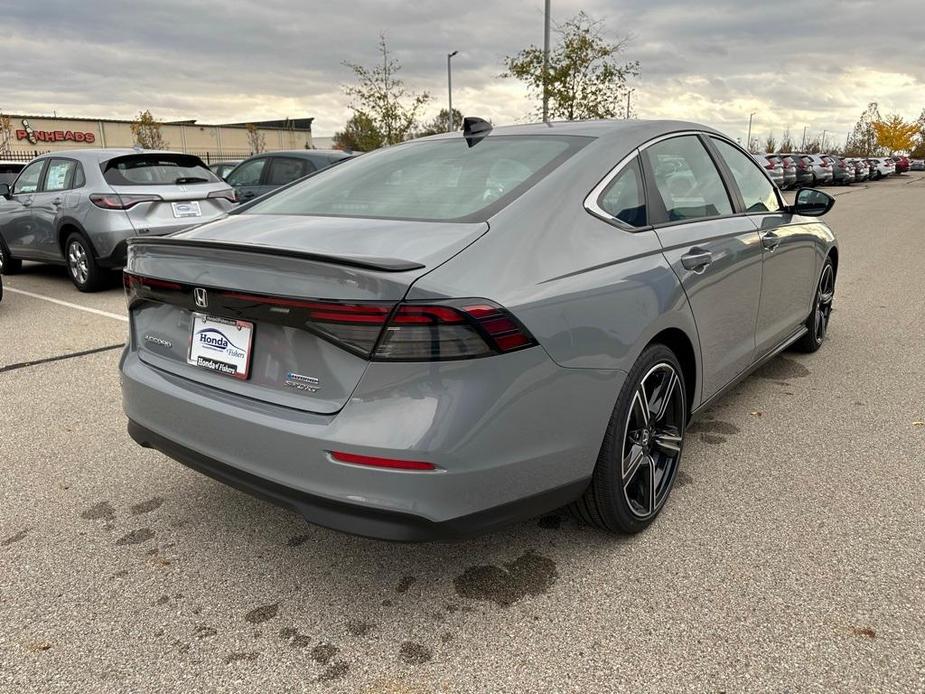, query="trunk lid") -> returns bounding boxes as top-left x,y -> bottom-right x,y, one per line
125,214 -> 488,414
